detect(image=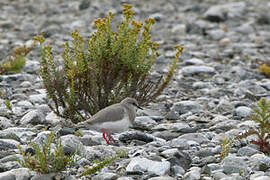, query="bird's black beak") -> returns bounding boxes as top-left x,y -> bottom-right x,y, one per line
137,105 -> 143,110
